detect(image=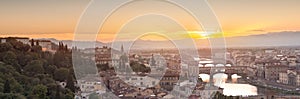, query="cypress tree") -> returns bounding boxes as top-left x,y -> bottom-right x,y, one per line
3,80 -> 10,93
55,85 -> 60,99
66,73 -> 75,92
31,39 -> 34,46
36,40 -> 39,46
